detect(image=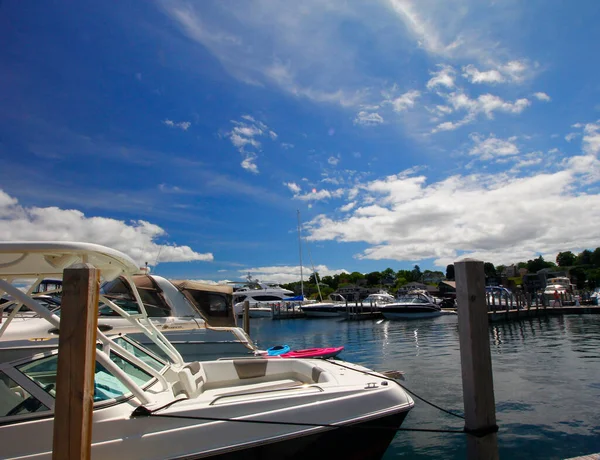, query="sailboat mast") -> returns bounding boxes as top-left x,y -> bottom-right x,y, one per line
297,210 -> 304,298
307,245 -> 323,302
